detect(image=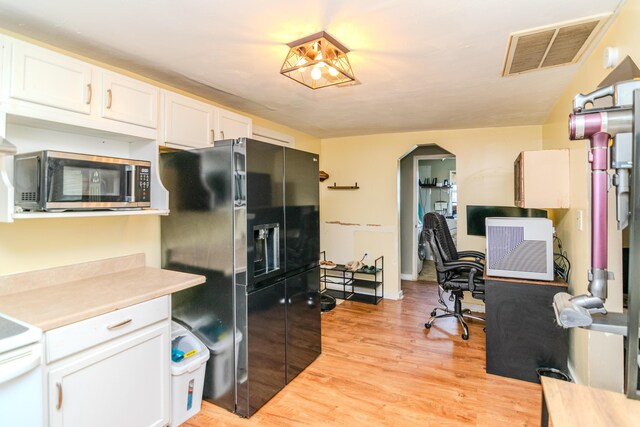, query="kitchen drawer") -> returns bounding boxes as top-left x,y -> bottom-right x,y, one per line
45,296 -> 169,364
